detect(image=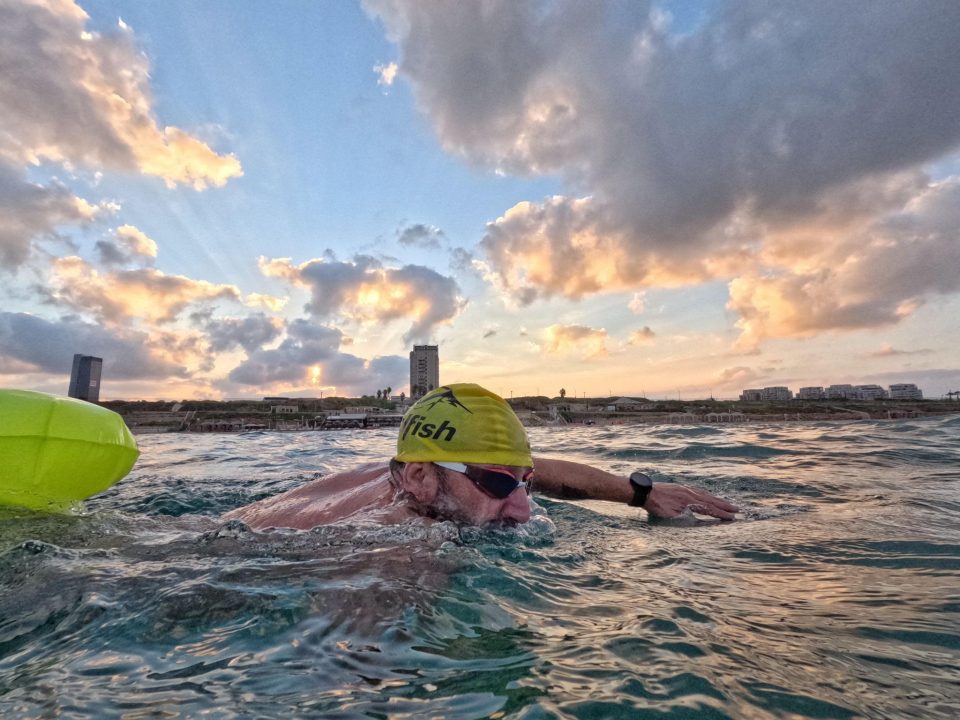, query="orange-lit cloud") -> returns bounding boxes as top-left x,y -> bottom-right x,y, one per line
245,292 -> 288,312
729,179 -> 960,349
48,256 -> 241,324
544,323 -> 608,359
0,0 -> 241,188
259,254 -> 463,342
628,327 -> 655,344
95,224 -> 158,266
374,61 -> 399,87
